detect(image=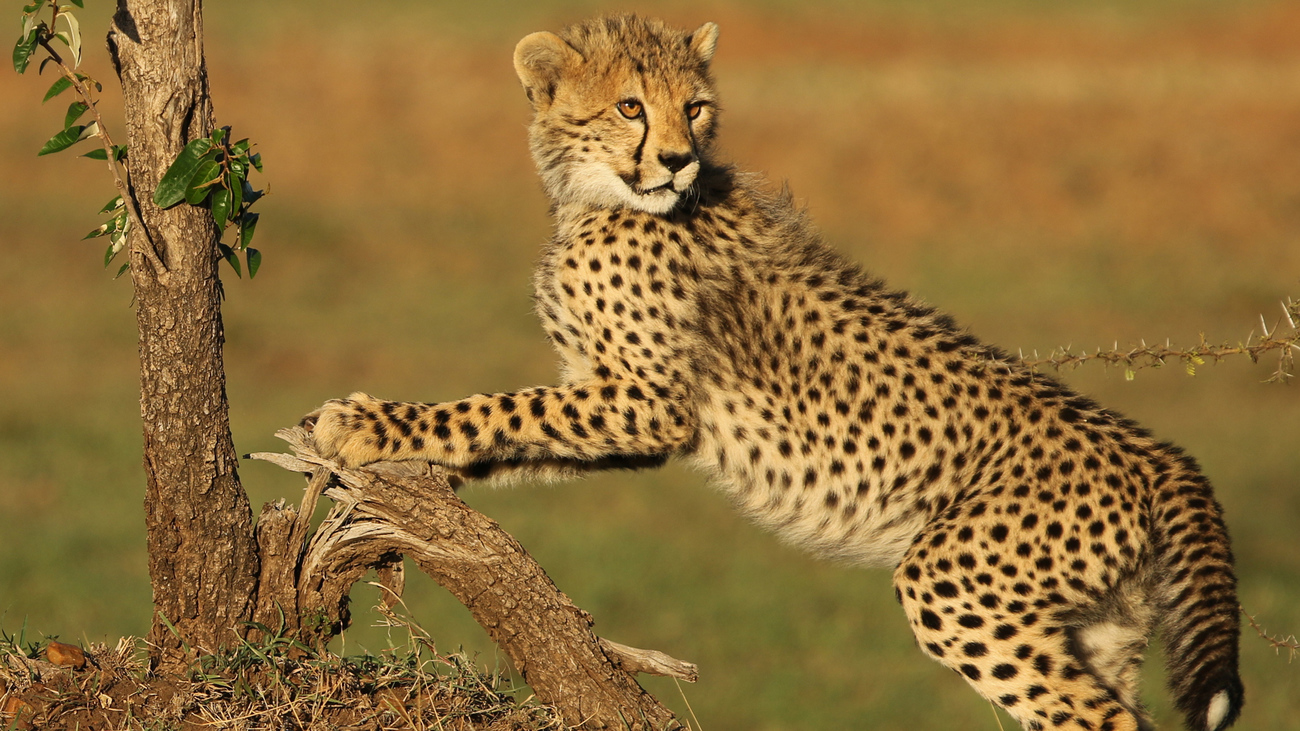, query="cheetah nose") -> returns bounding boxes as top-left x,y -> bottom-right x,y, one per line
658,151 -> 696,174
